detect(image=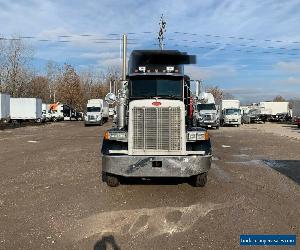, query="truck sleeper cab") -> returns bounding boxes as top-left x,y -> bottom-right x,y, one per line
101,50 -> 212,187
